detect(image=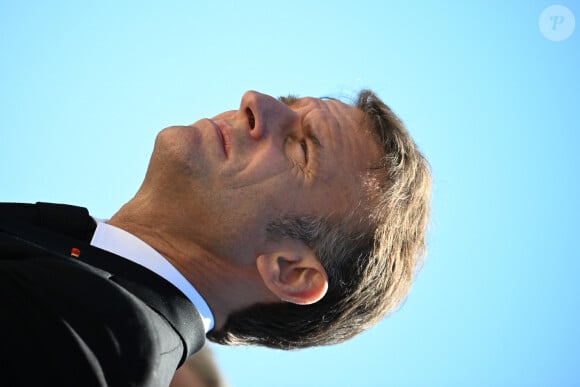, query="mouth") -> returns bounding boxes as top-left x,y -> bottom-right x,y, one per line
208,119 -> 230,158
